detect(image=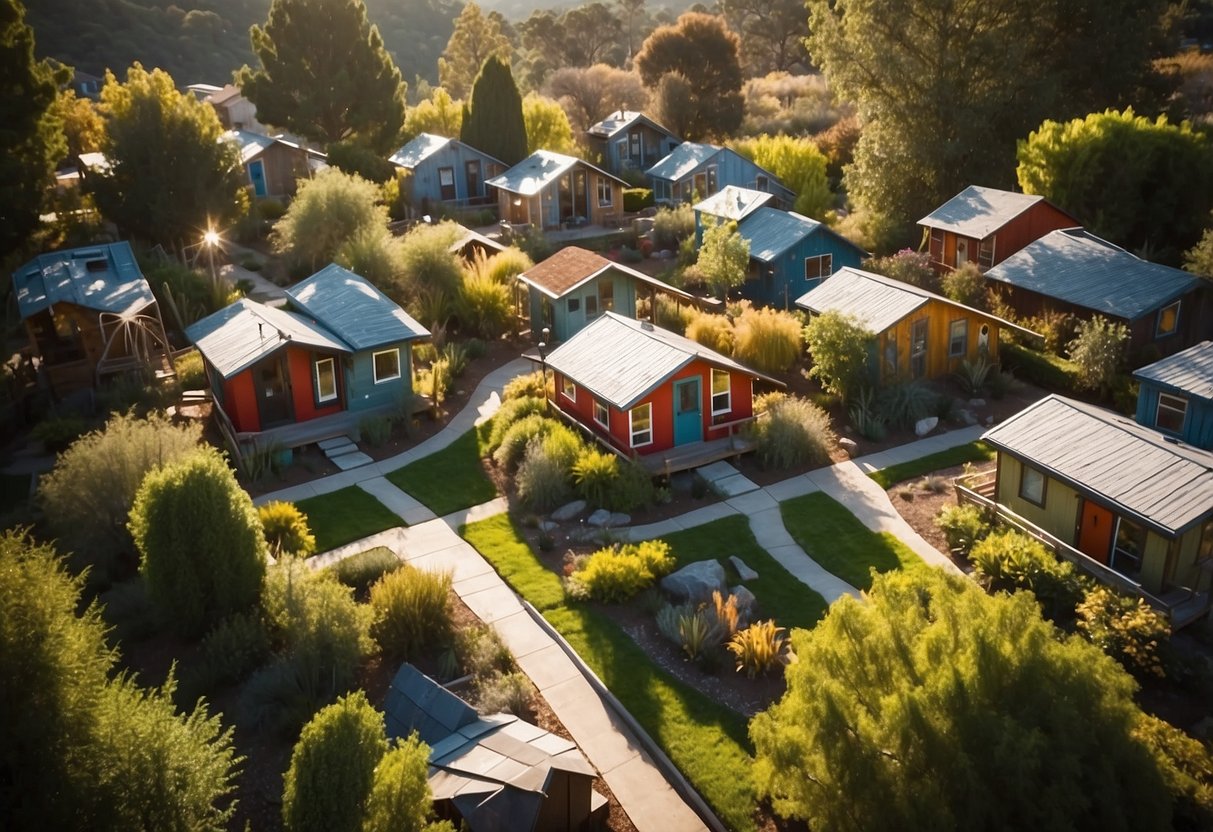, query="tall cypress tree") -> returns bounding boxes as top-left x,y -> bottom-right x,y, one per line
460,56 -> 527,167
